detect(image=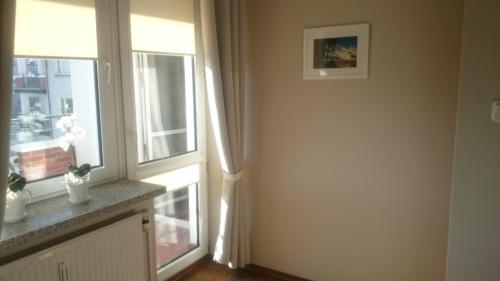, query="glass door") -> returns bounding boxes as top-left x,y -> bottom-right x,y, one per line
118,0 -> 207,279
